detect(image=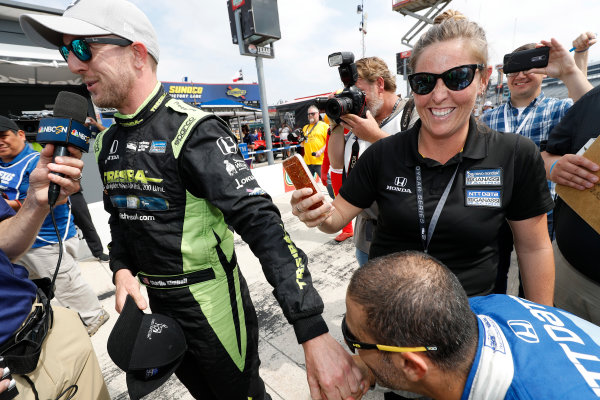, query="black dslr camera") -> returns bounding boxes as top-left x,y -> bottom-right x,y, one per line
315,52 -> 366,123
